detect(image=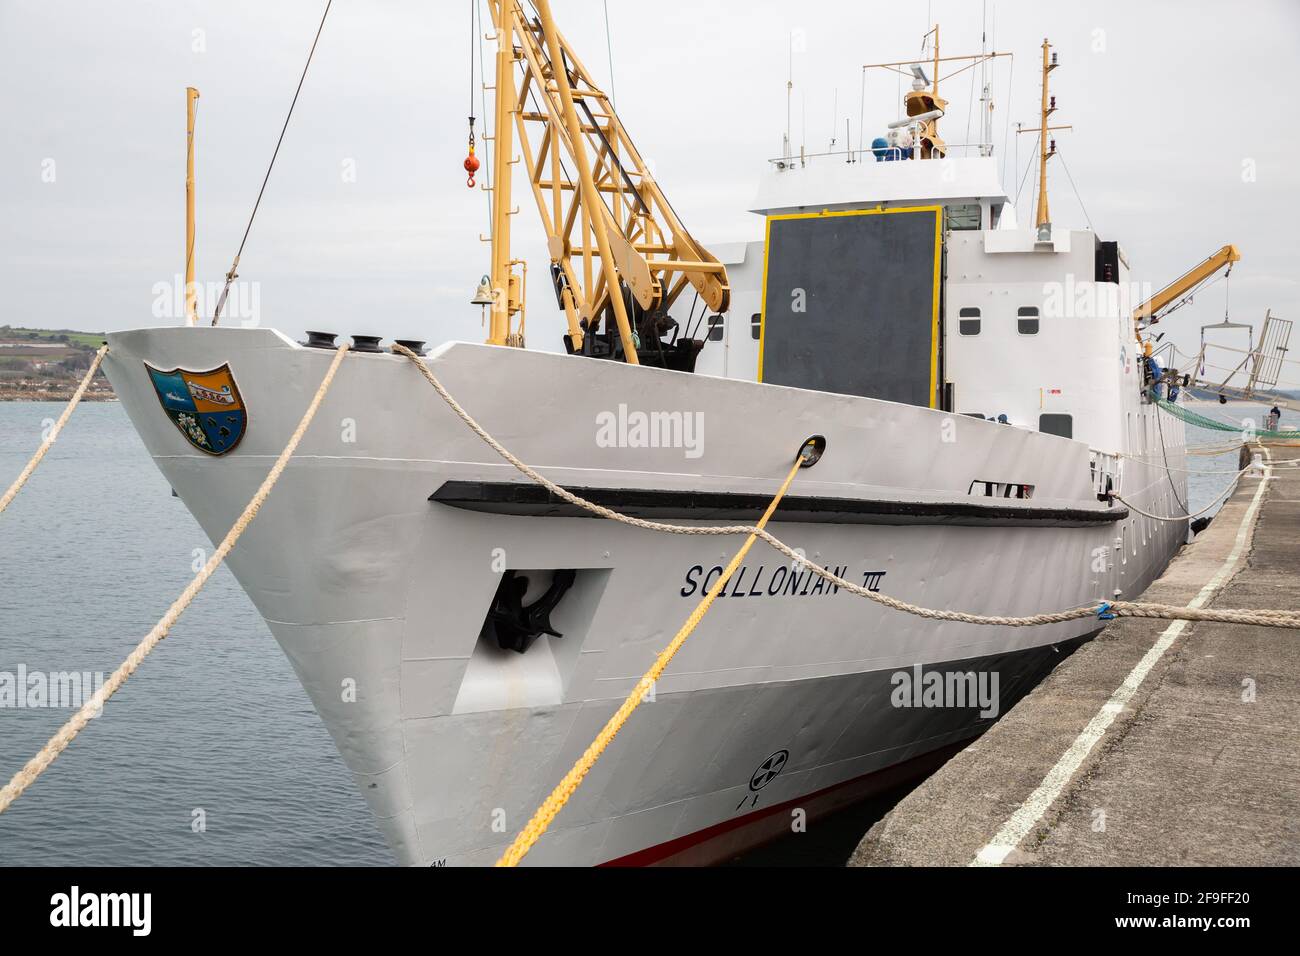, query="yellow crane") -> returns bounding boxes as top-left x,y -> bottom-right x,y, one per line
480,0 -> 729,365
1133,244 -> 1241,328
